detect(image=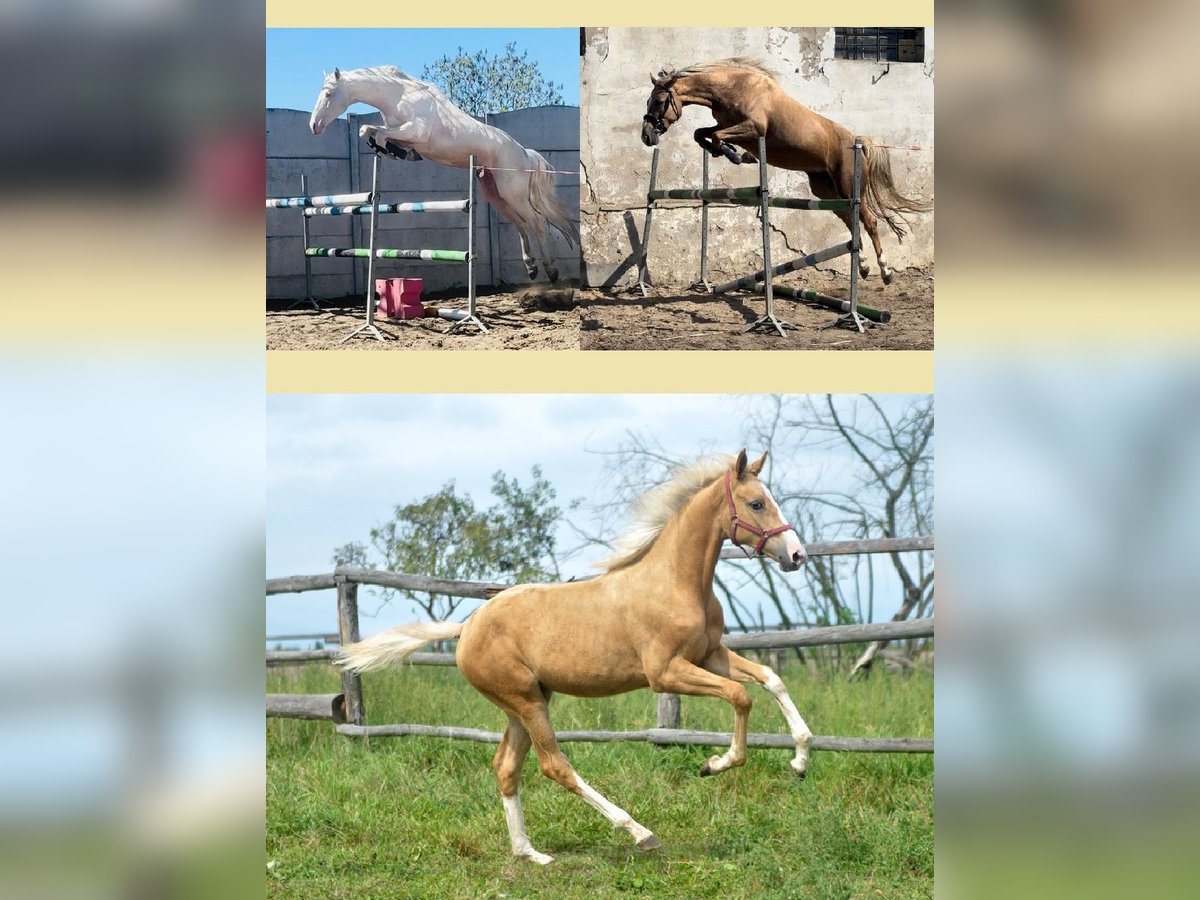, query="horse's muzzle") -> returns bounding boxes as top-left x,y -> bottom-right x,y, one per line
641,118 -> 661,146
